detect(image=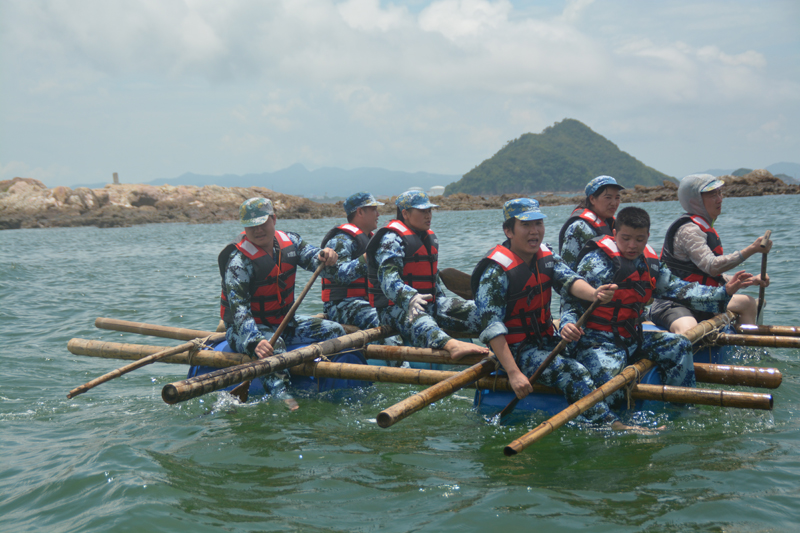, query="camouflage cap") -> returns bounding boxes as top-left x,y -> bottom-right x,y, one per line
585,175 -> 625,197
395,190 -> 439,210
239,197 -> 274,227
343,191 -> 385,215
503,198 -> 546,221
